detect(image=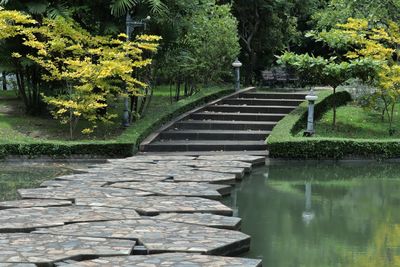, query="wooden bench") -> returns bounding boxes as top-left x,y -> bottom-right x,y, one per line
261,68 -> 298,86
